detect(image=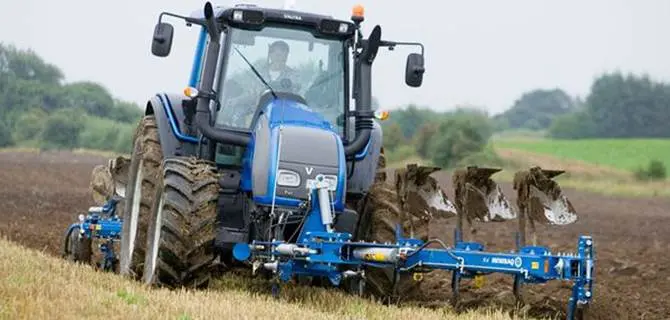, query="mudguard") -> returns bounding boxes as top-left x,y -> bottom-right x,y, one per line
346,120 -> 383,195
145,93 -> 200,158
